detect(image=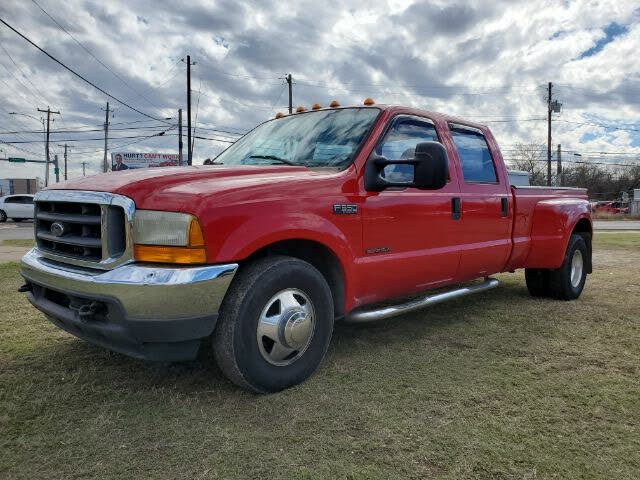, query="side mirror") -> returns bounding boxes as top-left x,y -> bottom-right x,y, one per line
364,141 -> 448,192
